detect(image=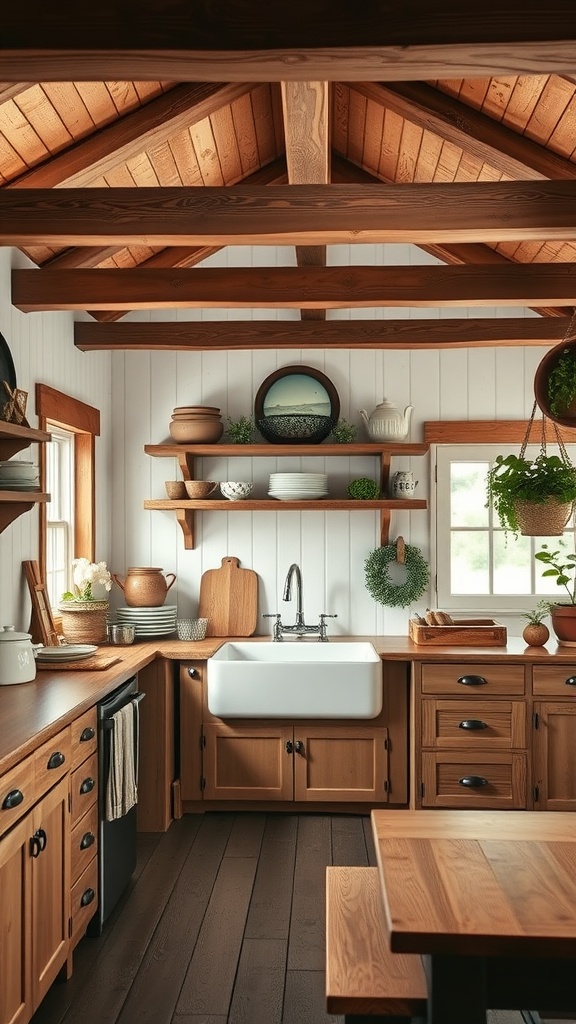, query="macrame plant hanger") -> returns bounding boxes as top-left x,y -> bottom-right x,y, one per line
516,400 -> 576,536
